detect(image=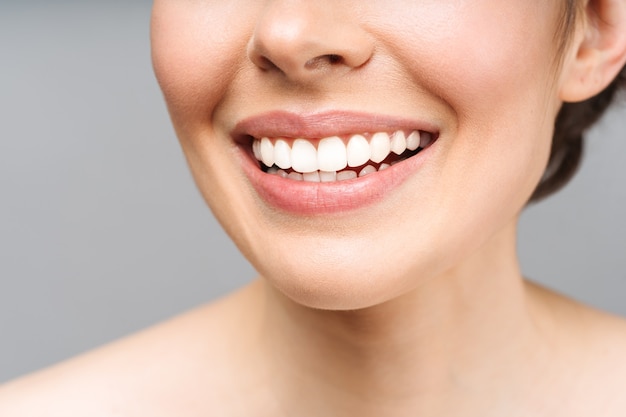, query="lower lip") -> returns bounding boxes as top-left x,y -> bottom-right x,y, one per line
239,144 -> 433,215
